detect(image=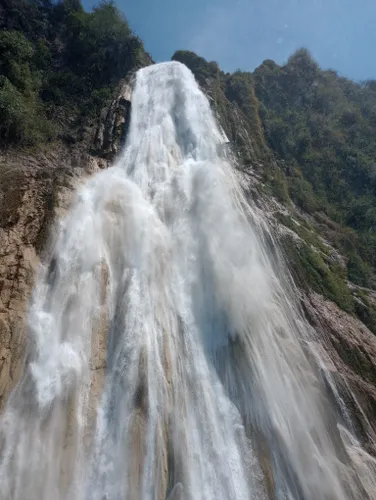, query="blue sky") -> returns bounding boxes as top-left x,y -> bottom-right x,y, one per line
83,0 -> 376,81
